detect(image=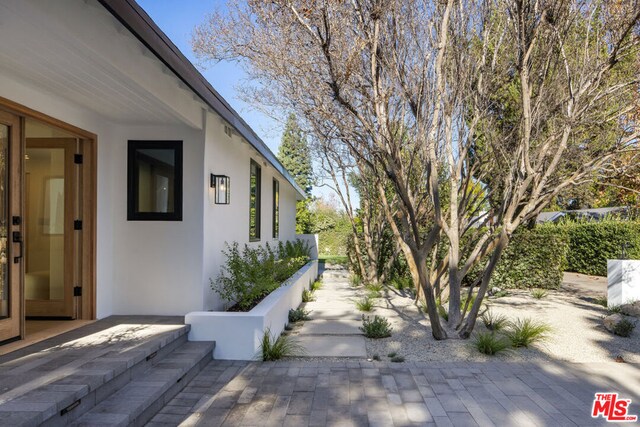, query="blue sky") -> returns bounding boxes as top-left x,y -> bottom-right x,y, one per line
137,0 -> 283,154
